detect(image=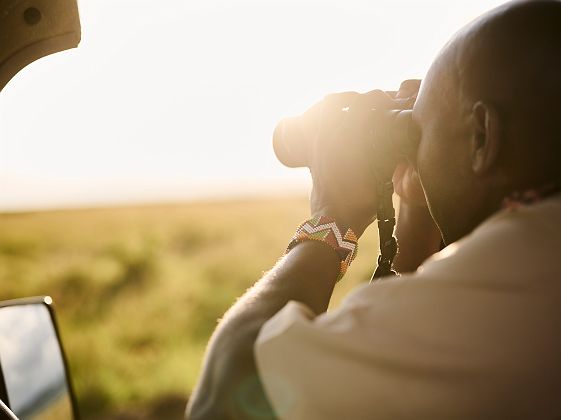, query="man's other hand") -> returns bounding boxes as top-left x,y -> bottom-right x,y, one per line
391,79 -> 443,272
